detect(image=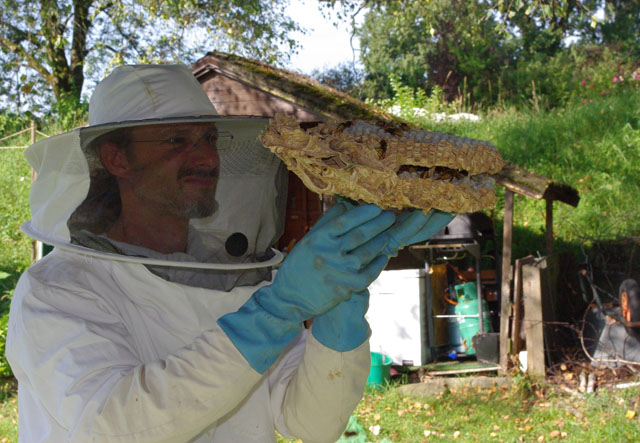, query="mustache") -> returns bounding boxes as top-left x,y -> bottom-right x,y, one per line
178,168 -> 219,180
